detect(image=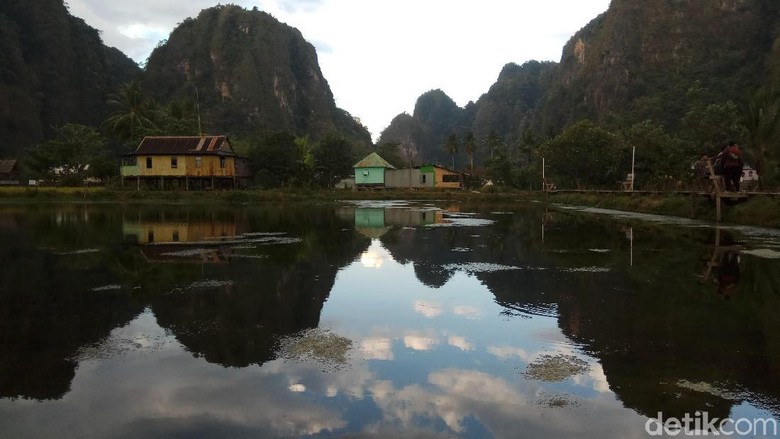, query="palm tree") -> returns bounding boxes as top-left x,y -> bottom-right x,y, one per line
104,80 -> 156,142
464,131 -> 476,171
294,135 -> 314,186
444,133 -> 458,170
